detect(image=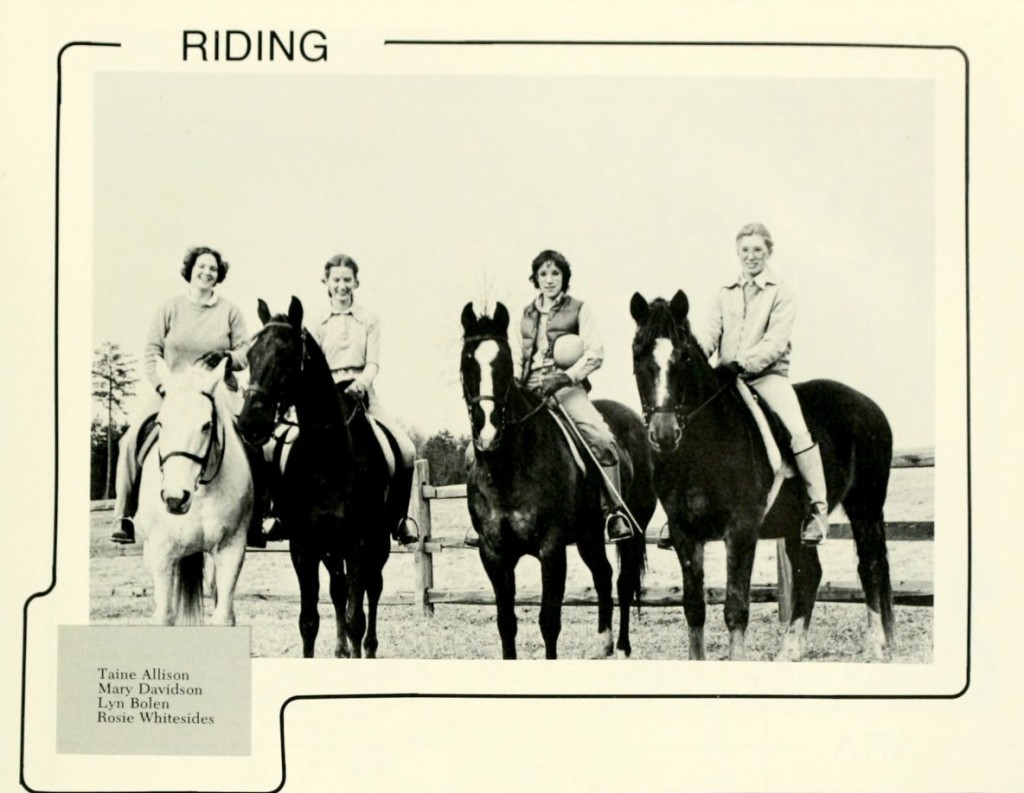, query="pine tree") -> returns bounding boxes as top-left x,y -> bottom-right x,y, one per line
91,343 -> 138,499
